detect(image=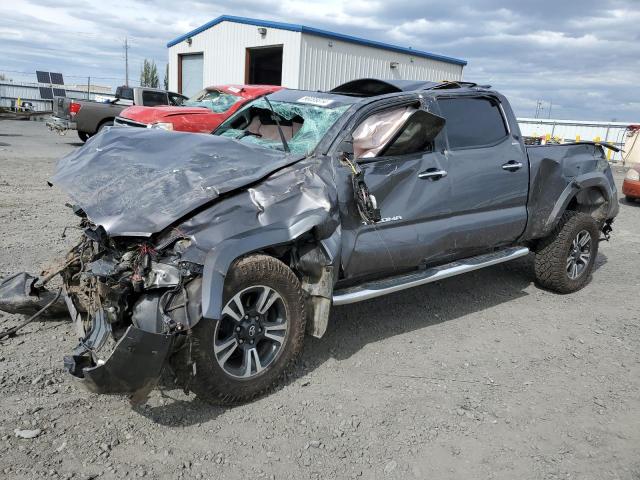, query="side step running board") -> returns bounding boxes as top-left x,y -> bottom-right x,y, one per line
332,247 -> 530,306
